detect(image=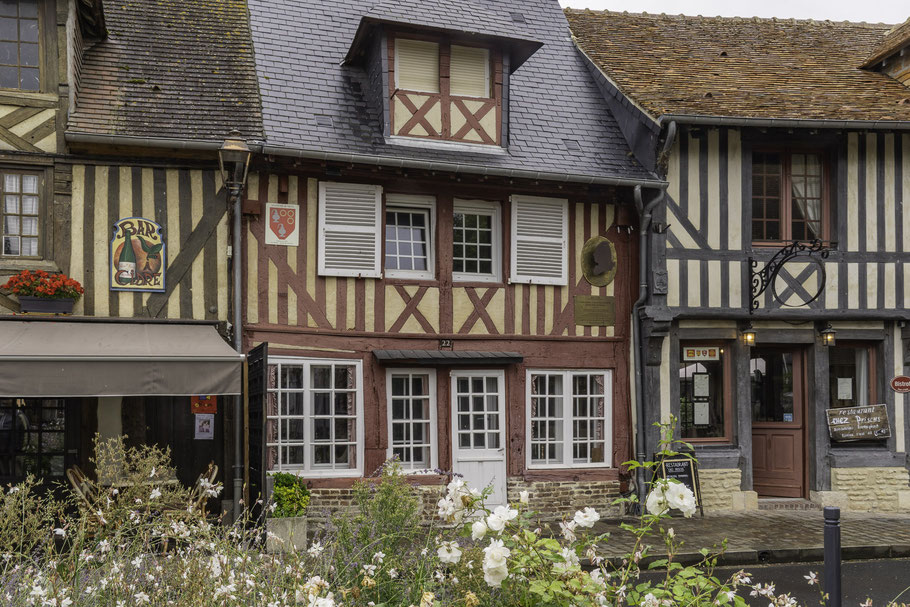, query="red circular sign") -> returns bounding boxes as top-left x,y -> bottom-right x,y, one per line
890,375 -> 910,393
